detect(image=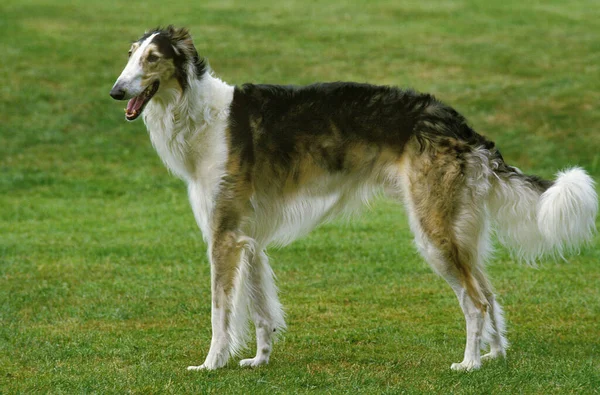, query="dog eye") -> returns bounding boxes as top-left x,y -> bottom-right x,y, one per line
128,50 -> 132,58
147,54 -> 159,63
